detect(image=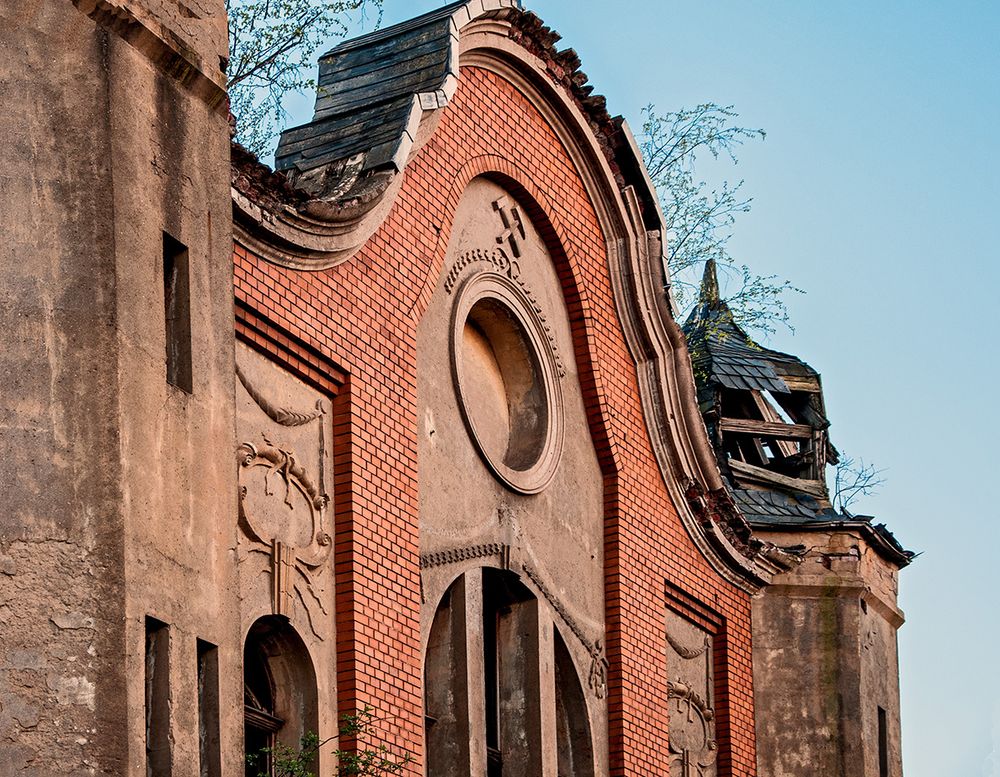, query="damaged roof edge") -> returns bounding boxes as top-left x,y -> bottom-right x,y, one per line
272,0 -> 664,226
233,1 -> 791,591
238,0 -> 669,274
273,1 -> 478,183
749,516 -> 915,568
